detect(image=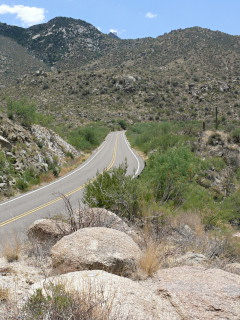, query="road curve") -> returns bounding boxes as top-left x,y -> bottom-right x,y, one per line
0,131 -> 144,240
